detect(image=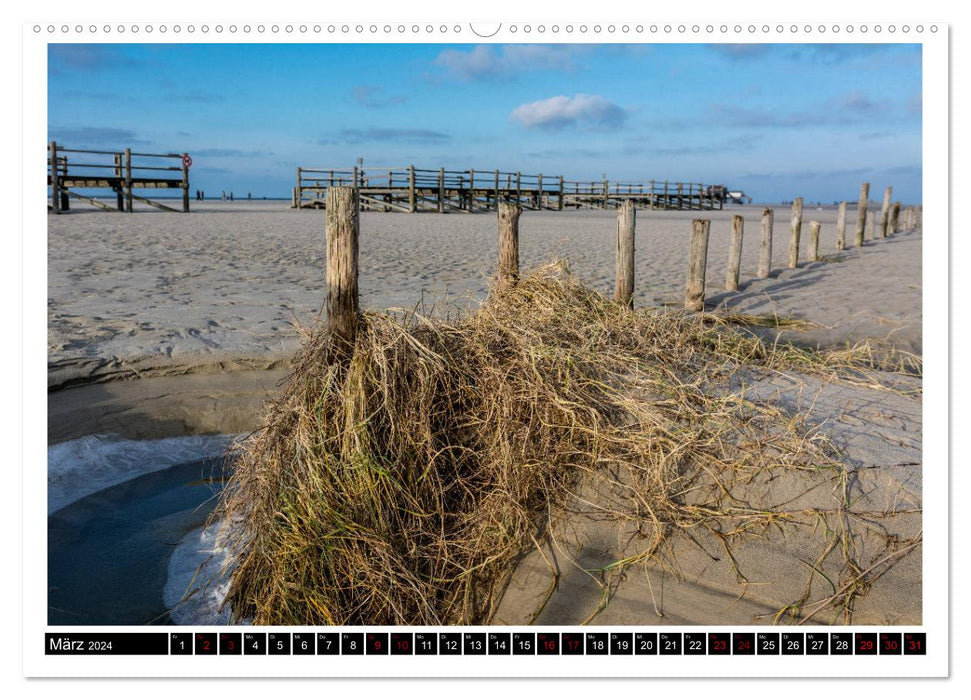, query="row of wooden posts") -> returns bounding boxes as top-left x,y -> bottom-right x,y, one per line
322,184 -> 921,347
